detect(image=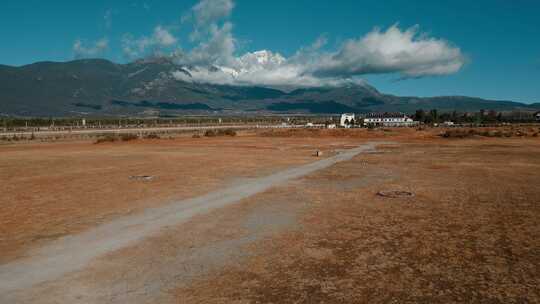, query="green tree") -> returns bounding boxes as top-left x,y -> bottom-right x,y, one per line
429,109 -> 439,123
414,109 -> 426,122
